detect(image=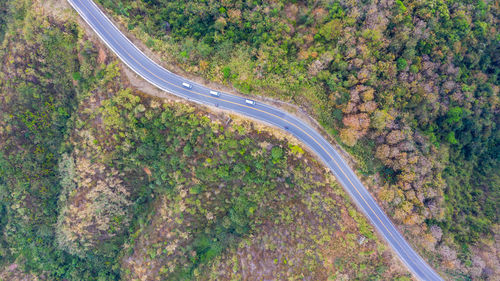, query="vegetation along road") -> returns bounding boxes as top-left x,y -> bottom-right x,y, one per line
68,0 -> 443,279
